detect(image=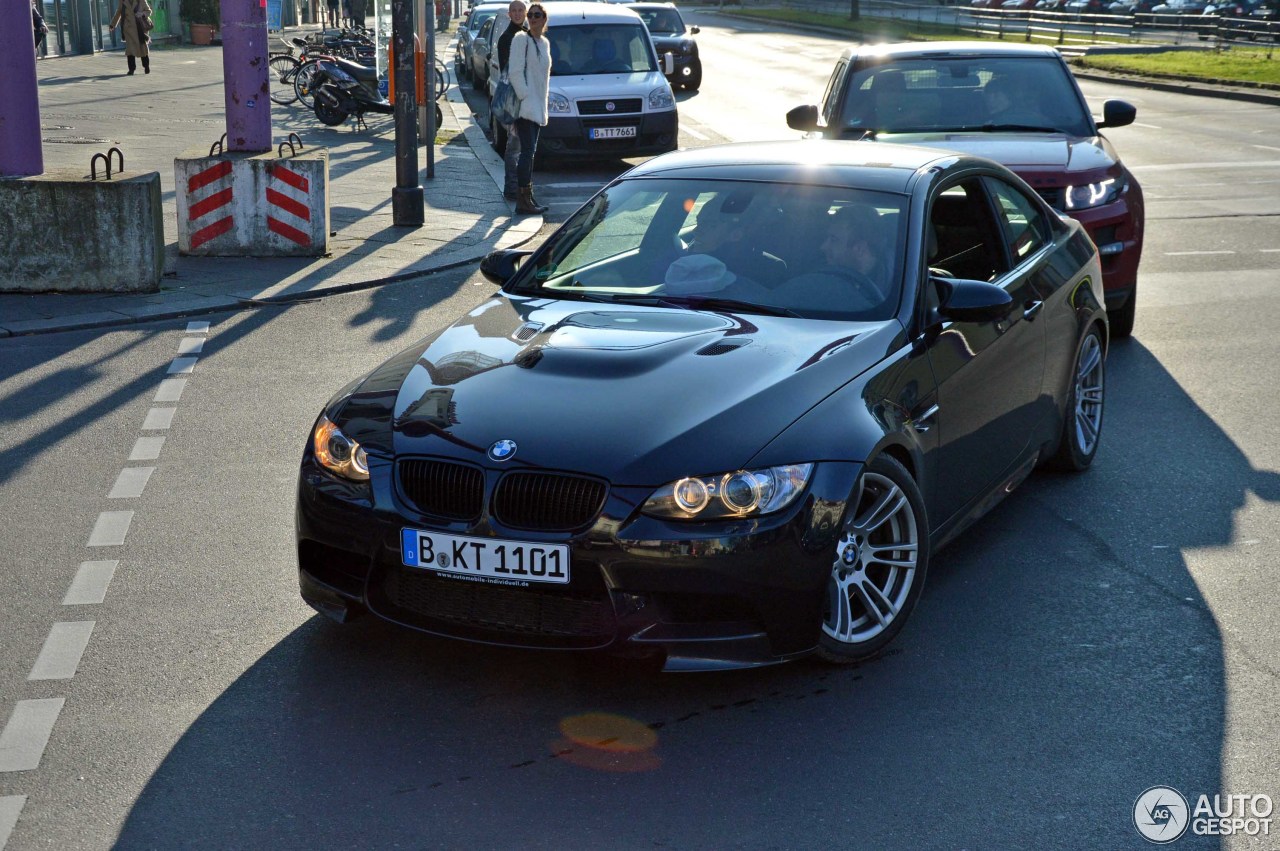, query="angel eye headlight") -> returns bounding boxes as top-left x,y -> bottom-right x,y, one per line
1064,177 -> 1122,211
312,415 -> 370,482
642,464 -> 813,520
